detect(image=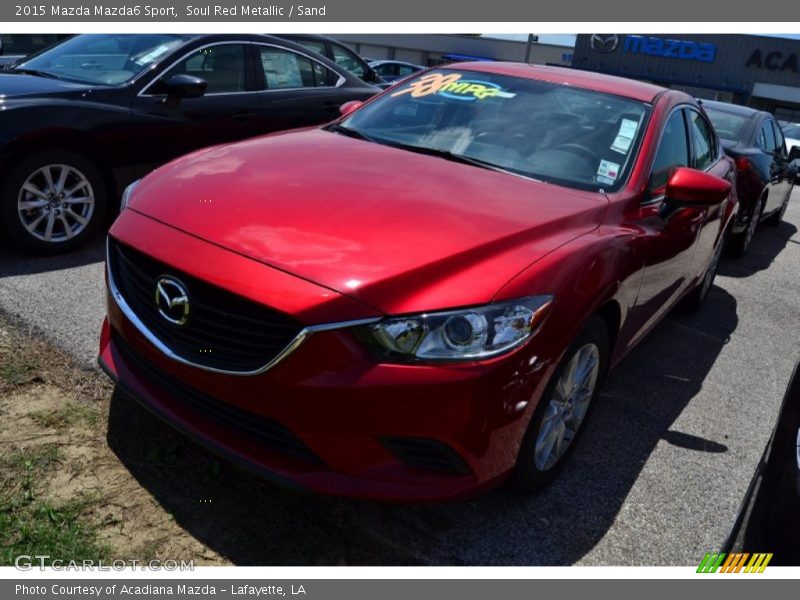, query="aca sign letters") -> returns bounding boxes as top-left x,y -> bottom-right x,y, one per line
745,50 -> 798,73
